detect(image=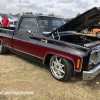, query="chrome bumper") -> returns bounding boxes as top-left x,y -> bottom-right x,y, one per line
83,64 -> 100,80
